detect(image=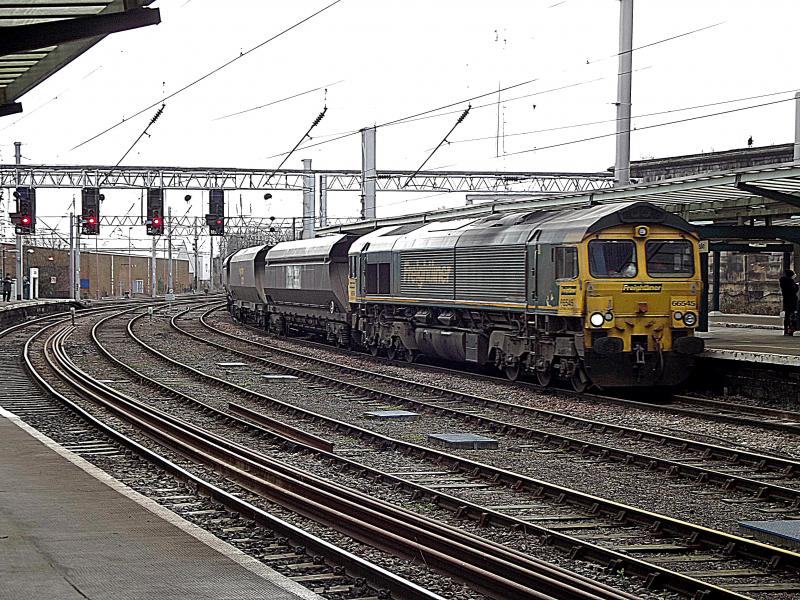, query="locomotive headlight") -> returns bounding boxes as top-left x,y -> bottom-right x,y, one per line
604,311 -> 614,321
673,311 -> 683,321
590,312 -> 605,327
683,311 -> 697,327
